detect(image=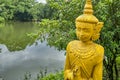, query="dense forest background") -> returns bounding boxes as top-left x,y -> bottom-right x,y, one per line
0,0 -> 120,80
0,0 -> 53,21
